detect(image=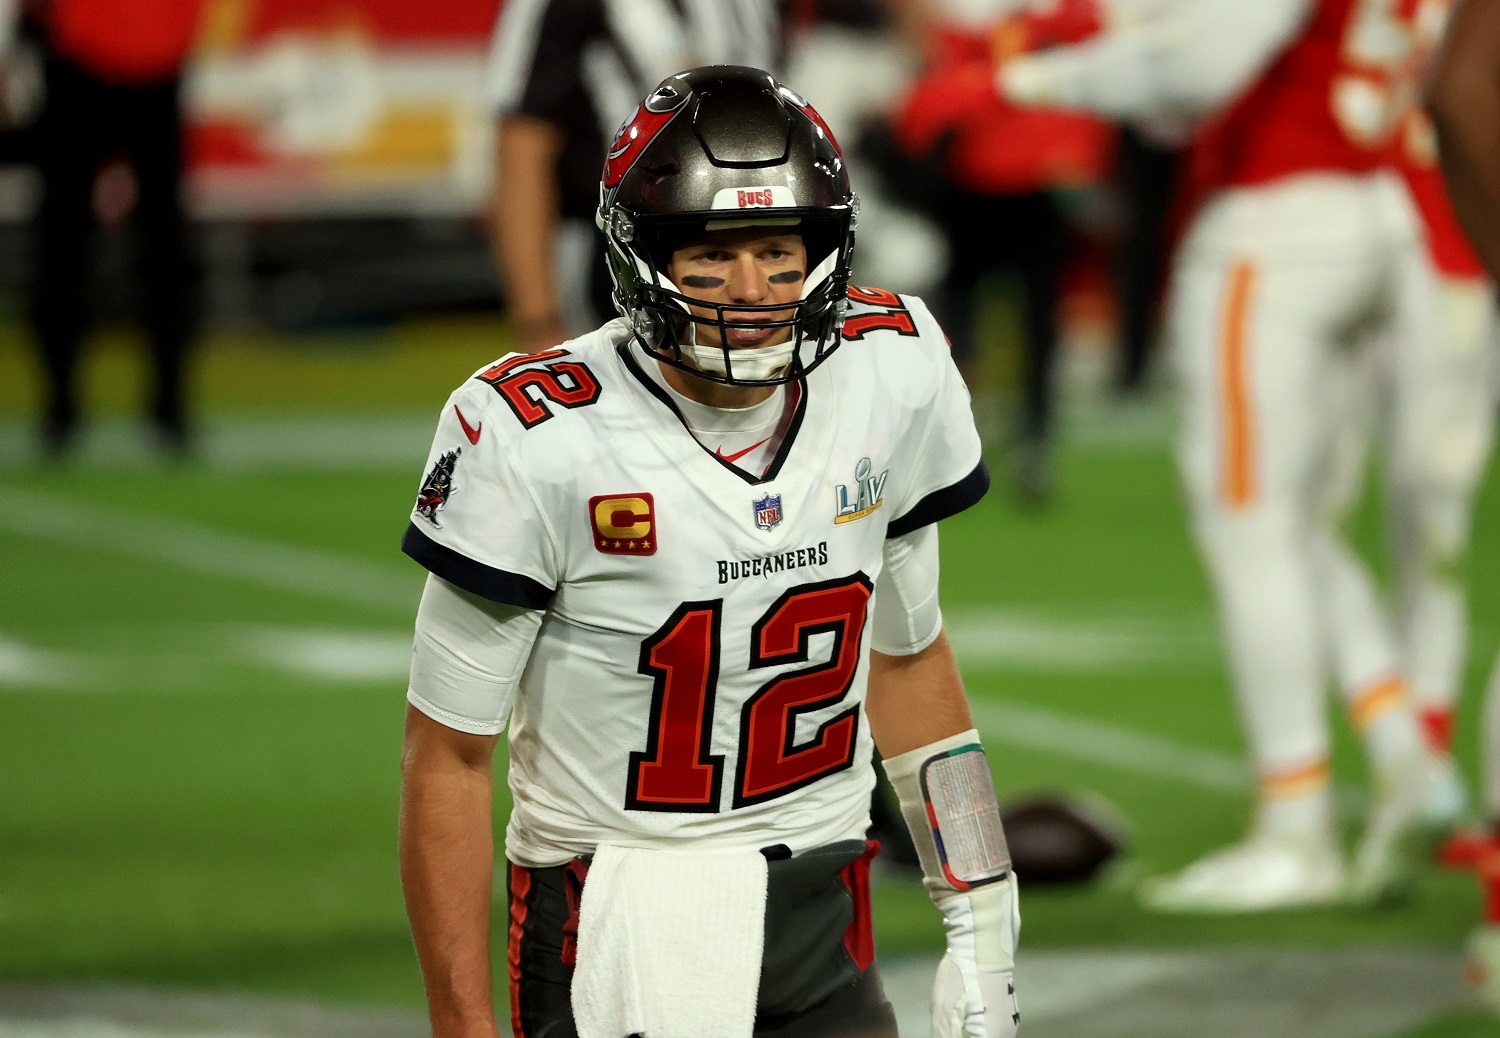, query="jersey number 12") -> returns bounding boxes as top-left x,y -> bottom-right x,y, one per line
625,575 -> 873,812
